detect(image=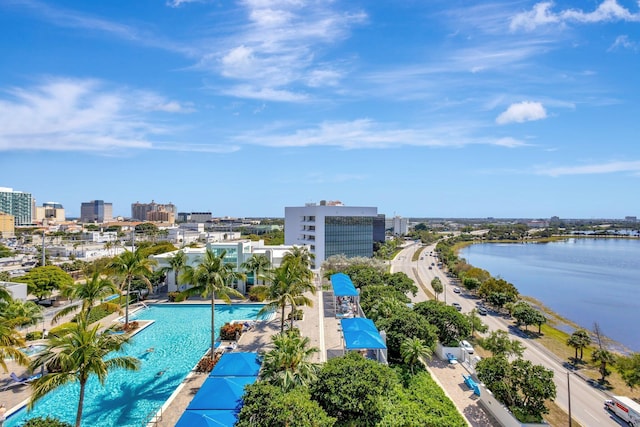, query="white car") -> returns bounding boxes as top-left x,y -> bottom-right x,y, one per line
453,287 -> 461,293
460,340 -> 474,354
